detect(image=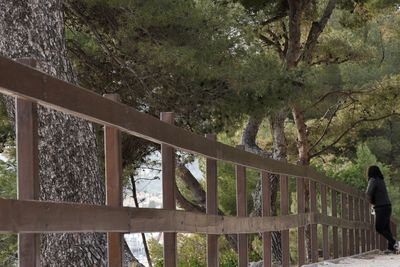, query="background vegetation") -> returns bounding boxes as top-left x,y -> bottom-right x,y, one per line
1,0 -> 400,266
